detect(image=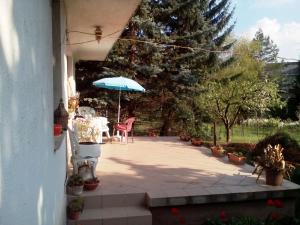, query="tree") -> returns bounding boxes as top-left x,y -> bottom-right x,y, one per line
103,0 -> 235,135
287,62 -> 300,120
197,40 -> 283,143
253,28 -> 279,63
